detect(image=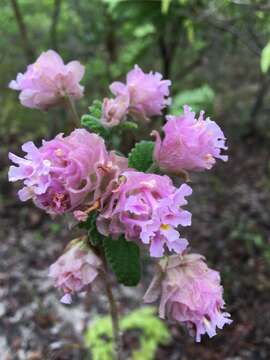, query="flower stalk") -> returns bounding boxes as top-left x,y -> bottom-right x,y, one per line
104,276 -> 122,360
64,93 -> 80,127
